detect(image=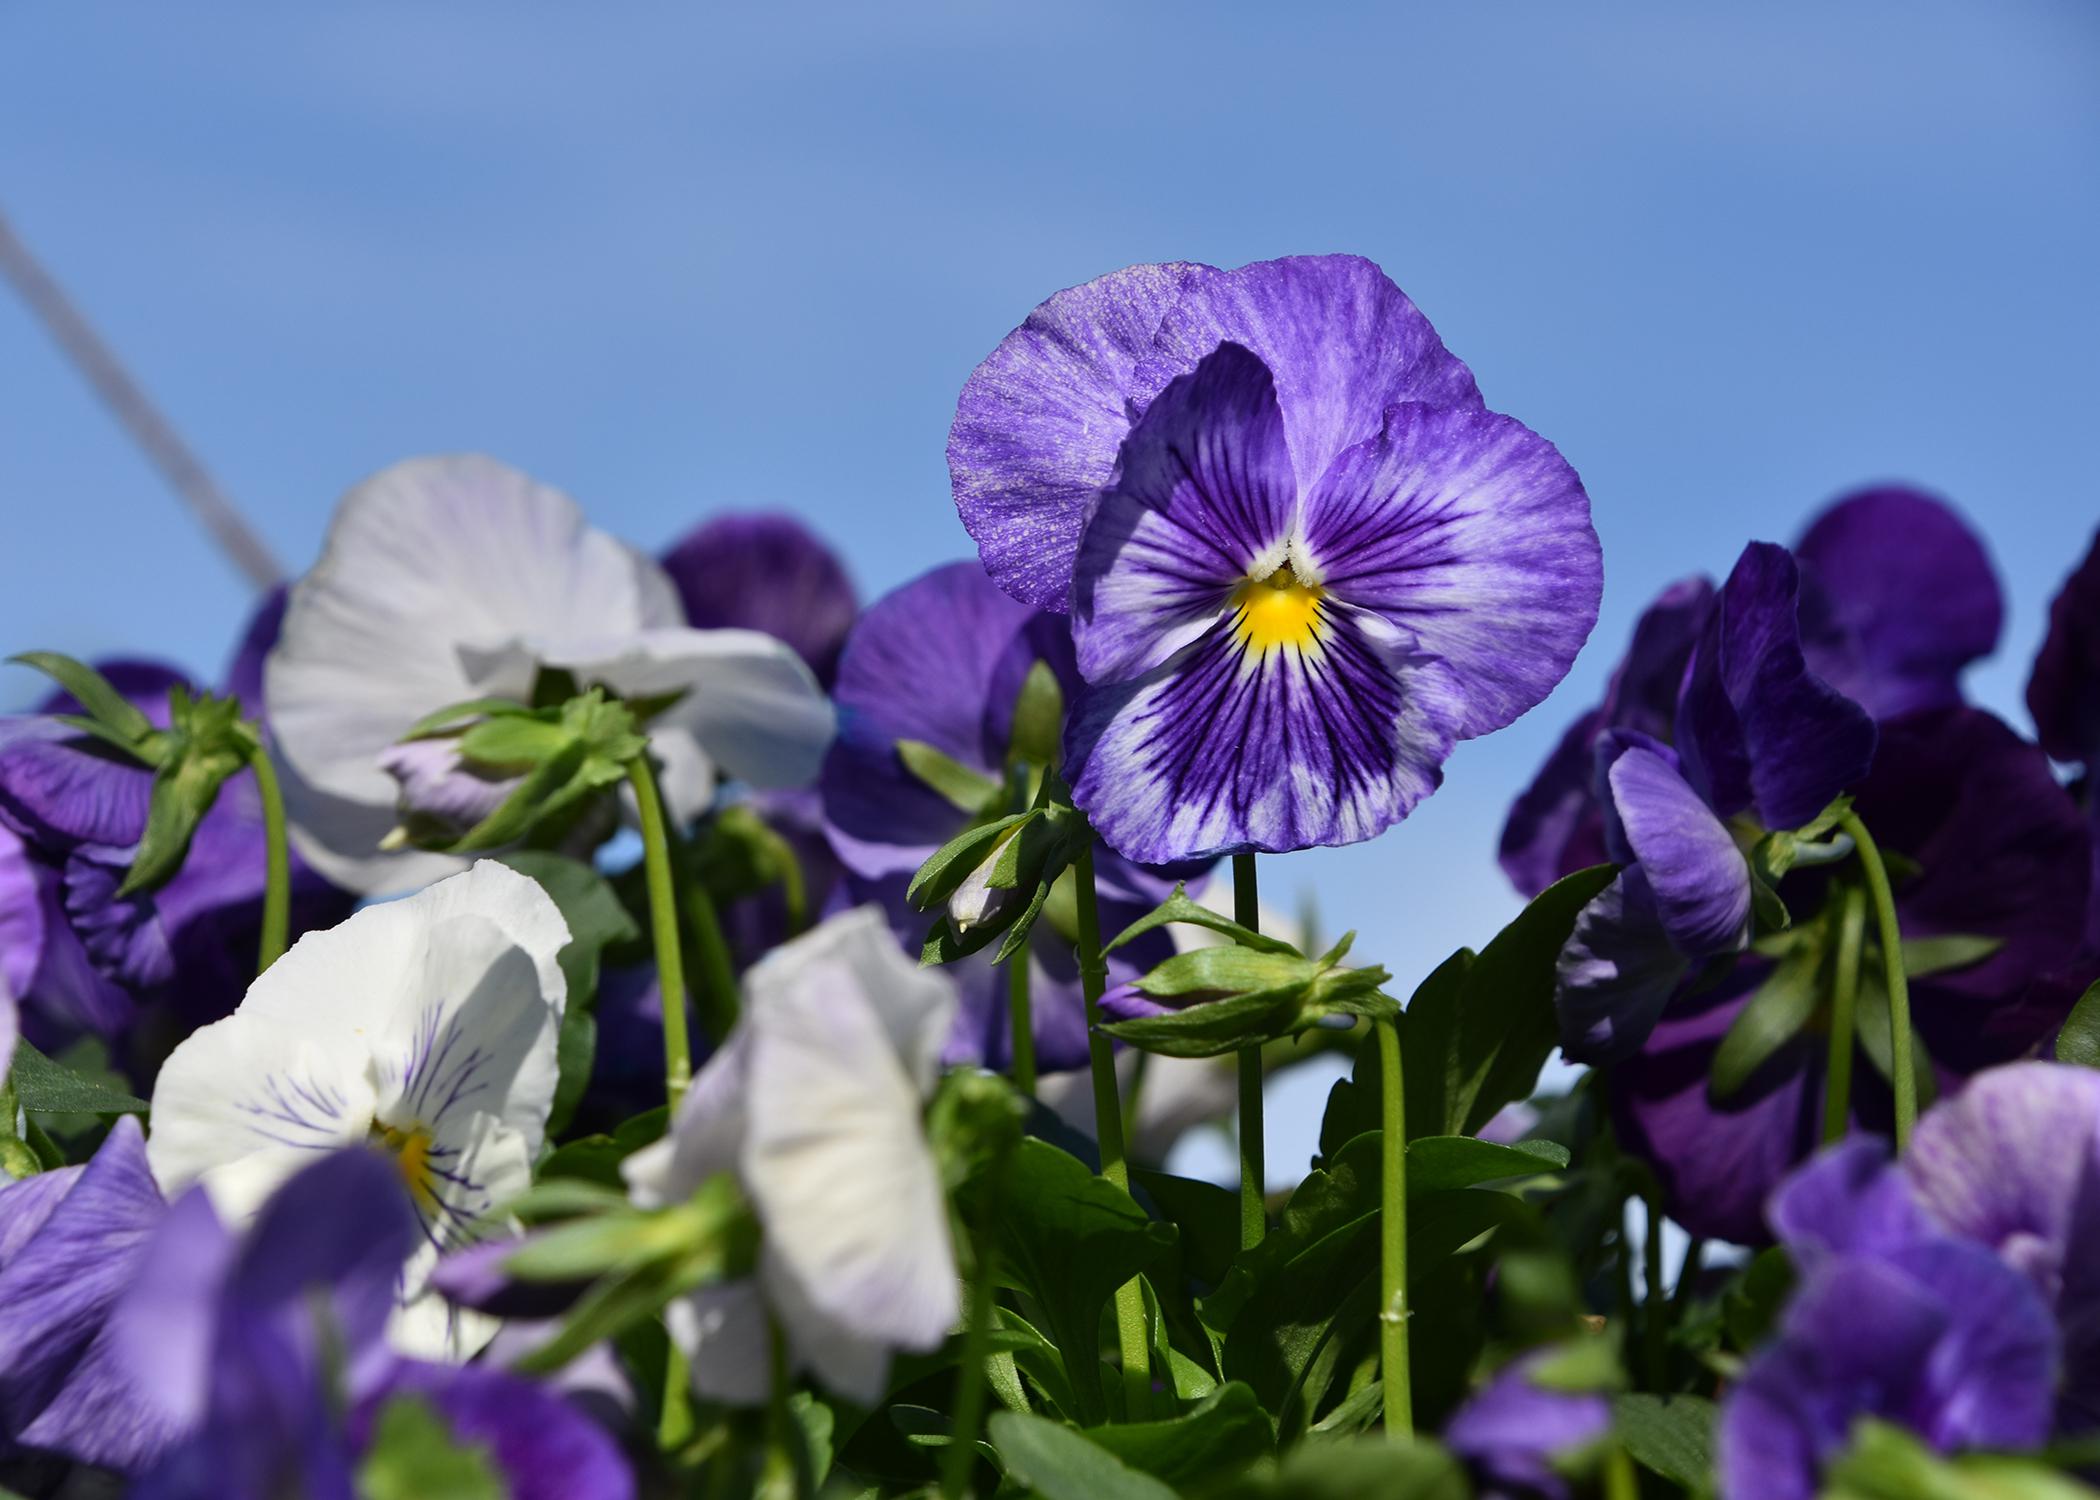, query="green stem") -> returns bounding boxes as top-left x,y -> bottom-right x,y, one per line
1232,852 -> 1265,1251
1821,883 -> 1868,1146
1376,1017 -> 1411,1439
777,850 -> 808,938
1840,813 -> 1915,1149
1006,954 -> 1036,1096
763,1317 -> 812,1500
941,1156 -> 1007,1500
1074,840 -> 1152,1420
249,745 -> 290,973
627,755 -> 693,1112
658,1343 -> 694,1452
1603,1445 -> 1640,1500
1642,1180 -> 1668,1392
